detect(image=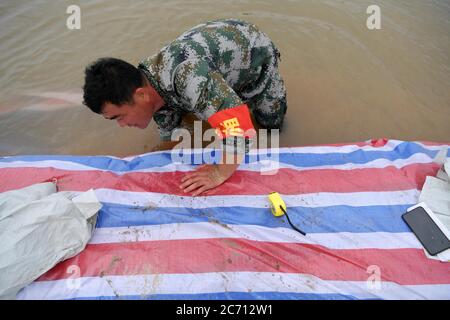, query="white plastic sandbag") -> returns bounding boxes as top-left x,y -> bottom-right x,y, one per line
418,150 -> 450,261
0,182 -> 102,299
